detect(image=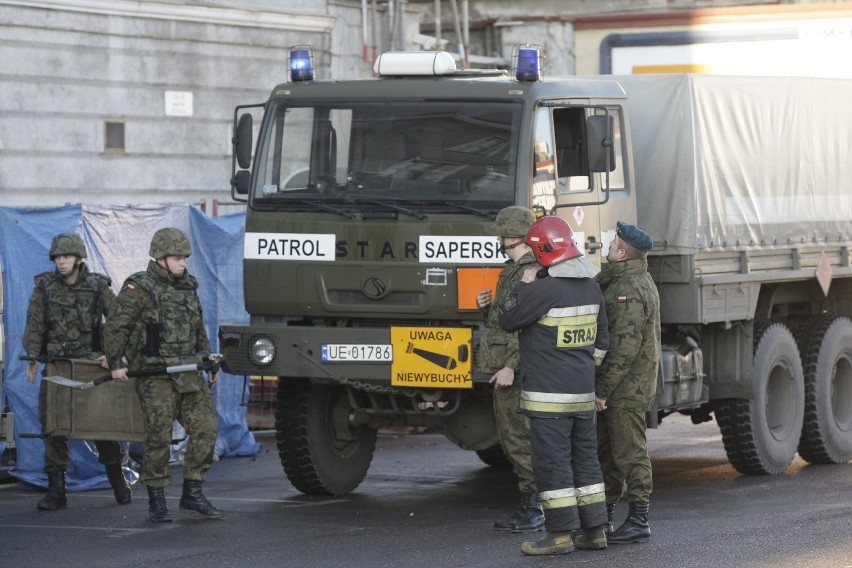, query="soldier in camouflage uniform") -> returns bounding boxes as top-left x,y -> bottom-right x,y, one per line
23,232 -> 131,511
103,227 -> 223,522
475,206 -> 543,532
587,221 -> 660,546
